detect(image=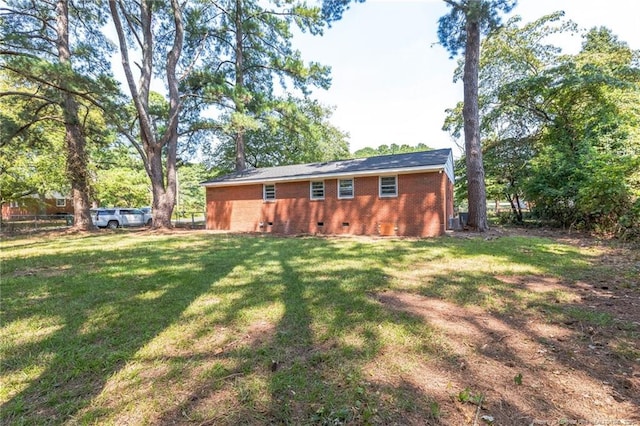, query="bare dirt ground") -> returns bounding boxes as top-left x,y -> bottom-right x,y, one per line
370,227 -> 640,425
